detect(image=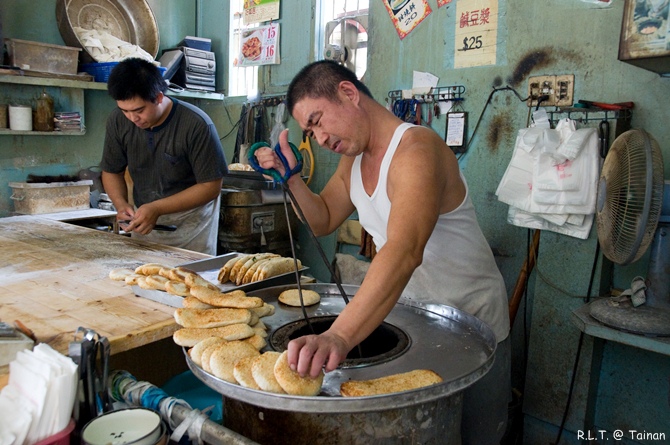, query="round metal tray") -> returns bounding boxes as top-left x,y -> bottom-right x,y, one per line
56,0 -> 160,63
186,283 -> 497,413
